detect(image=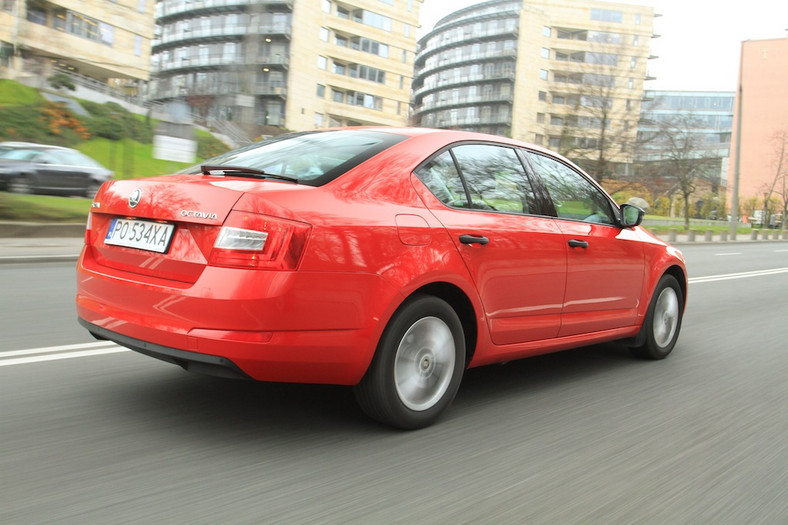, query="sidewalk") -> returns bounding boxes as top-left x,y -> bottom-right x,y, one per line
1,224 -> 786,264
